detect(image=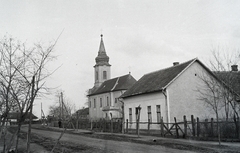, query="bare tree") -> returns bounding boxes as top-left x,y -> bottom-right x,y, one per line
197,47 -> 240,145
50,91 -> 75,122
209,48 -> 240,139
209,48 -> 240,120
50,91 -> 76,153
197,72 -> 225,145
0,35 -> 59,153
